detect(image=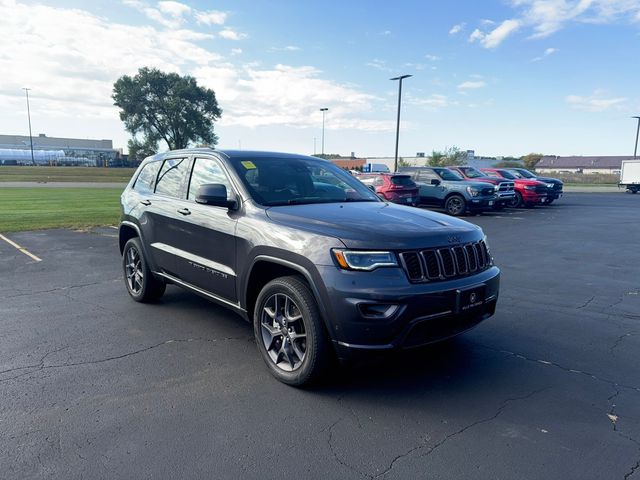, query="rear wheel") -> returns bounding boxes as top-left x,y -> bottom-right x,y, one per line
444,195 -> 466,216
122,237 -> 166,302
253,276 -> 331,386
508,191 -> 523,208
